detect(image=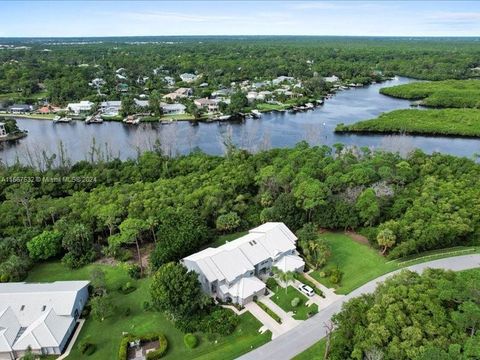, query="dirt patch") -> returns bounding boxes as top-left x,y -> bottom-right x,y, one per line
94,257 -> 118,266
345,230 -> 369,245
